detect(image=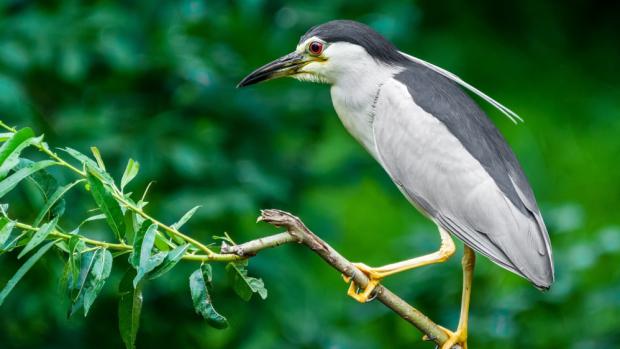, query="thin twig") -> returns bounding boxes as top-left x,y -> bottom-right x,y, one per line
223,209 -> 452,348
